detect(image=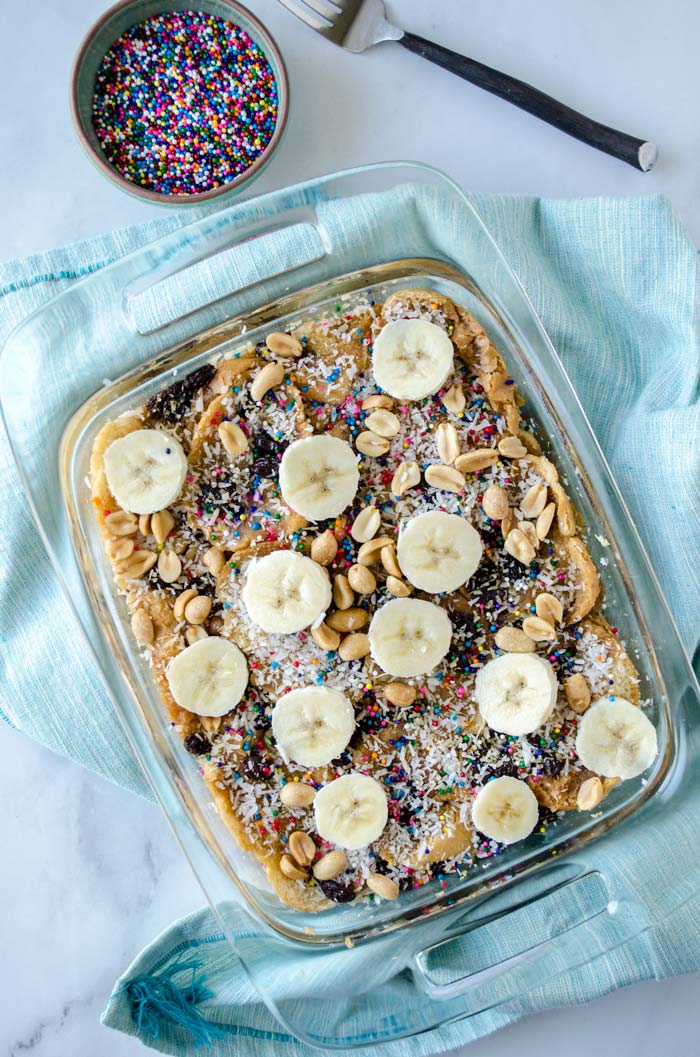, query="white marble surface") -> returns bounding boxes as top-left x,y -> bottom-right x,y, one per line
2,0 -> 700,1053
